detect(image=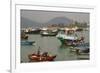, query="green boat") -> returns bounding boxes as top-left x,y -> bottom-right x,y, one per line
56,34 -> 84,46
